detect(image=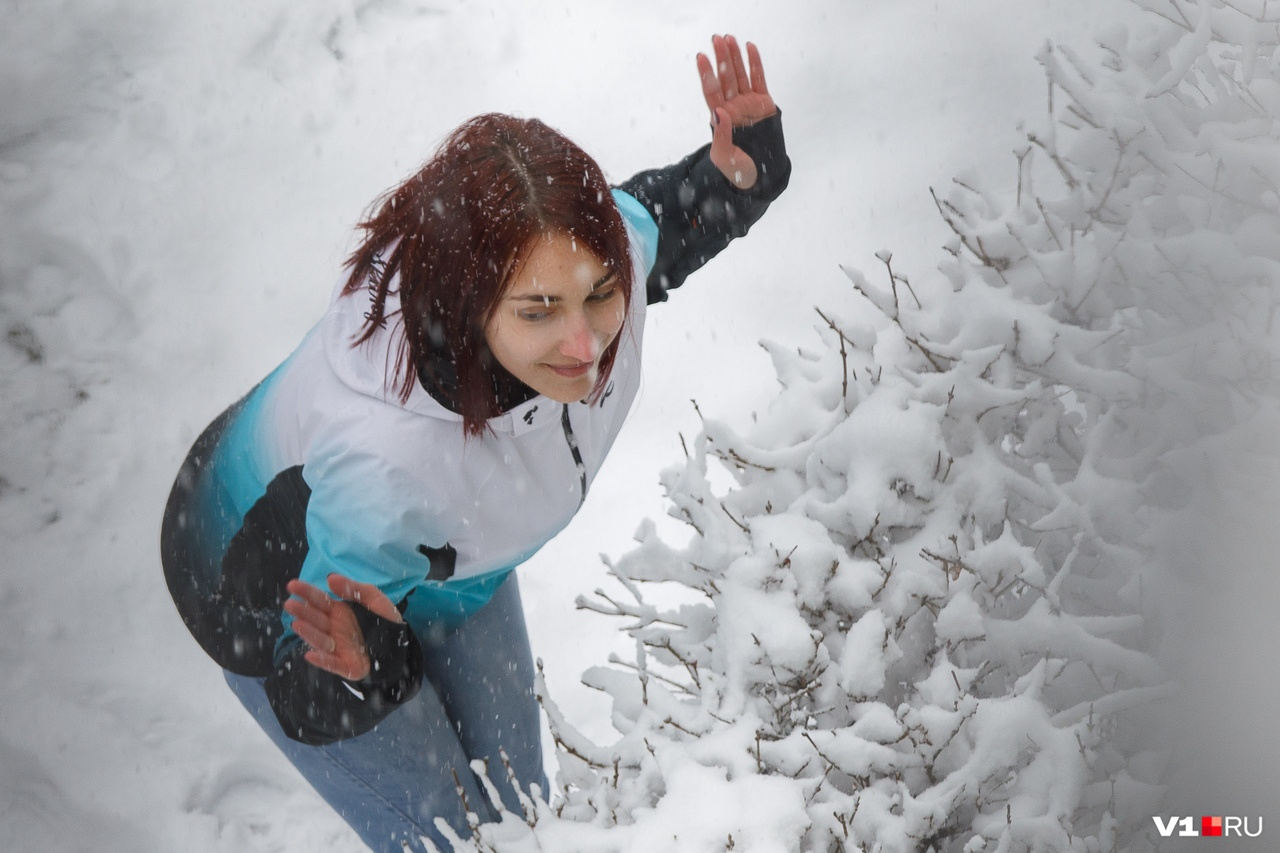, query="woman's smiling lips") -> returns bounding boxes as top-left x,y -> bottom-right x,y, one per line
546,360 -> 593,378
